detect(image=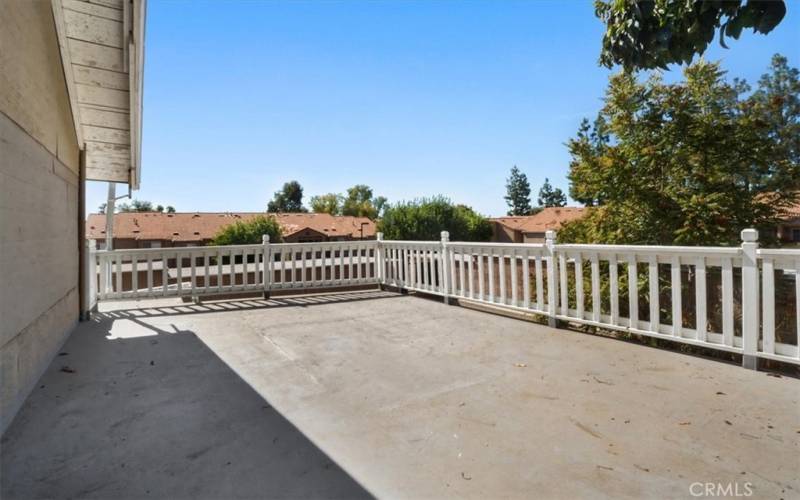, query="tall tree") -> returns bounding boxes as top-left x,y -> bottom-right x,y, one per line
310,193 -> 343,215
561,56 -> 800,246
267,181 -> 307,213
504,166 -> 532,216
342,184 -> 377,219
537,178 -> 567,208
596,0 -> 787,71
